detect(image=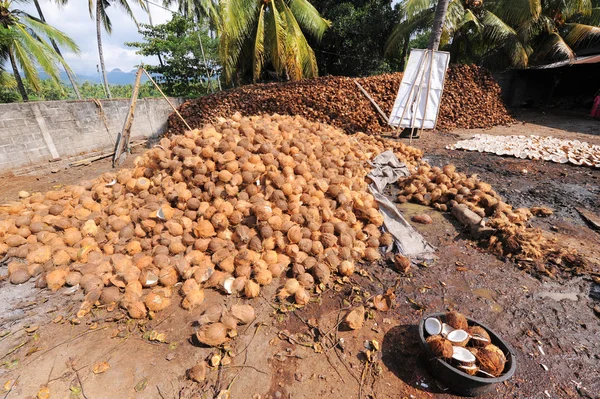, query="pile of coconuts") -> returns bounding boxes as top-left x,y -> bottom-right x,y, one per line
397,164 -> 588,277
0,113 -> 422,321
424,311 -> 507,378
